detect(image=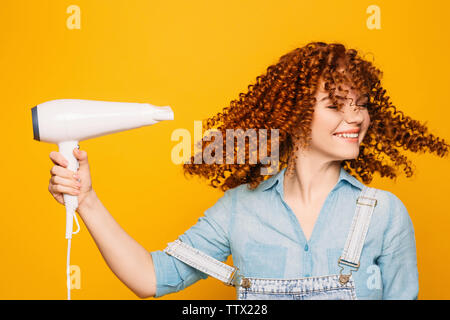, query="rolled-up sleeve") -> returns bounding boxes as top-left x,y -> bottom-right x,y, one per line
376,193 -> 419,299
150,188 -> 235,298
